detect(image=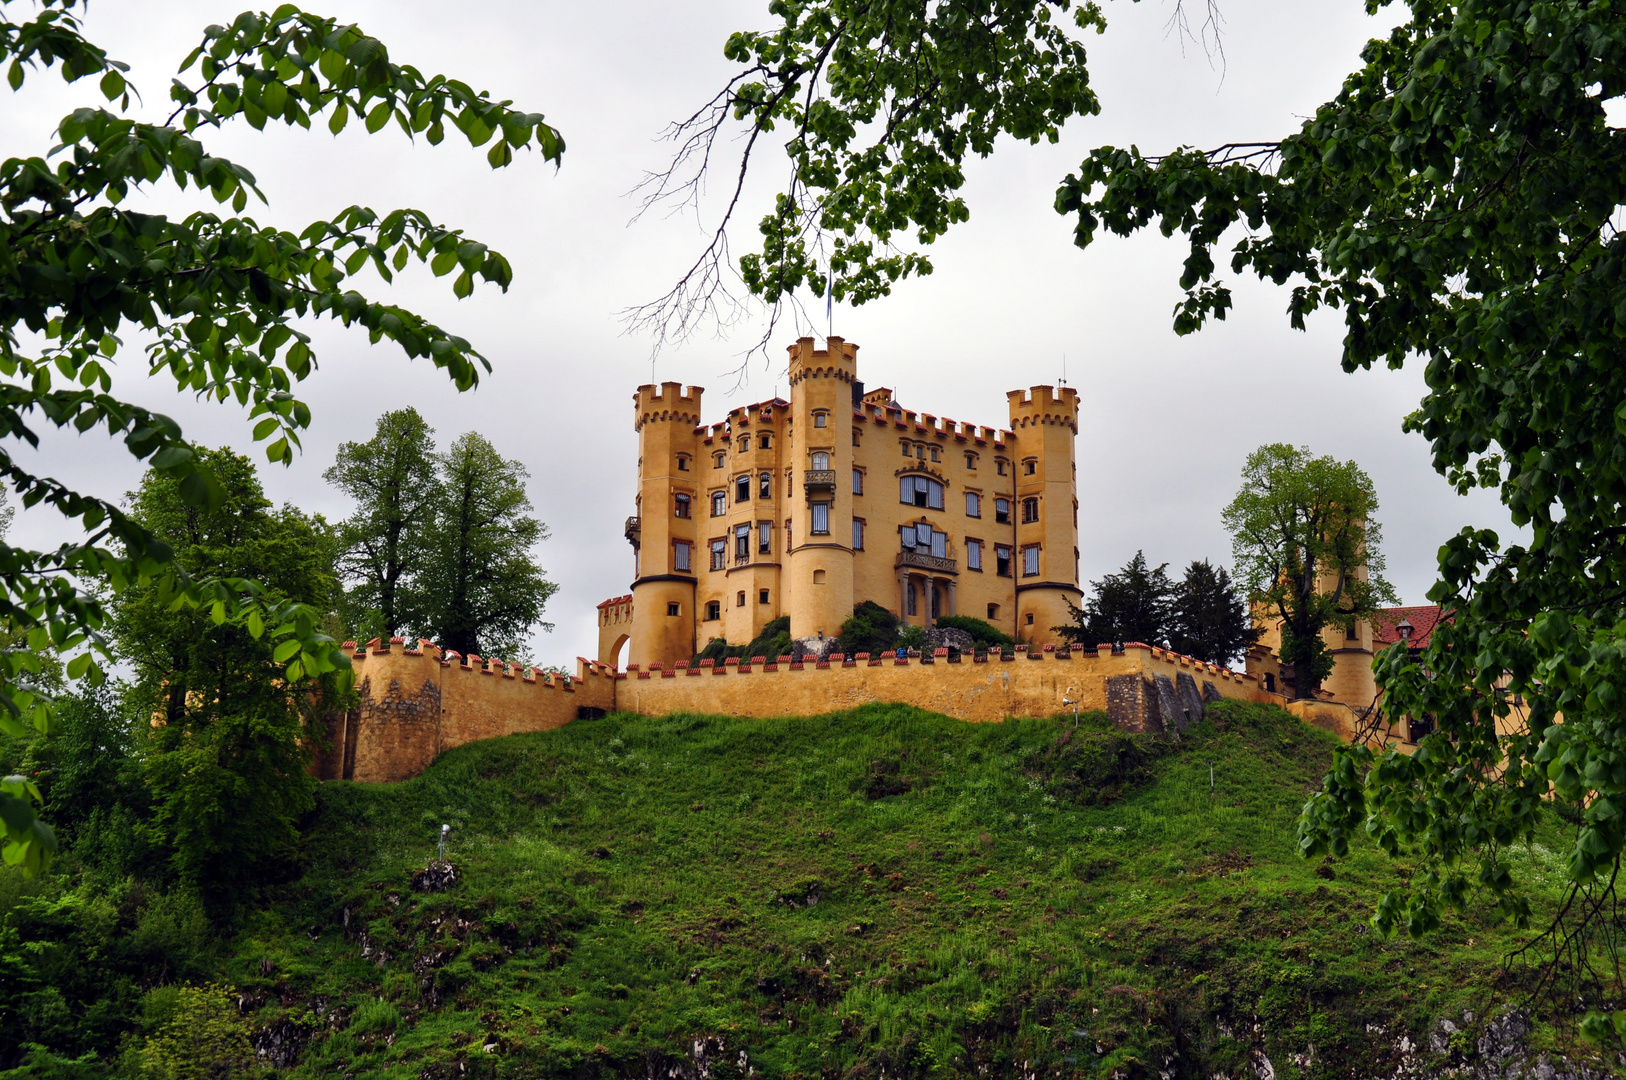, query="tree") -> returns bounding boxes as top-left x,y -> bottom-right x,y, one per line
1223,445 -> 1395,700
1167,559 -> 1255,666
1054,550 -> 1174,648
417,433 -> 555,659
838,600 -> 902,657
630,0 -> 1104,352
0,2 -> 560,875
325,408 -> 439,642
112,448 -> 343,909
